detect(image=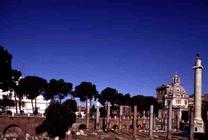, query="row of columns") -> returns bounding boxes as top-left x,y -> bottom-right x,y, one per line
79,54 -> 203,140
84,101 -> 174,140
95,103 -> 160,140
